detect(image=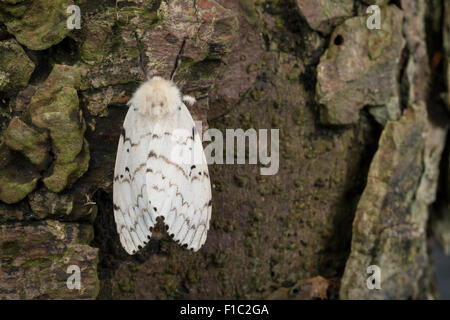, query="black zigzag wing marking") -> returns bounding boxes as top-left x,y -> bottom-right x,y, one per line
121,128 -> 155,148
114,162 -> 147,182
144,103 -> 211,252
113,106 -> 157,255
148,150 -> 189,179
116,98 -> 211,254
